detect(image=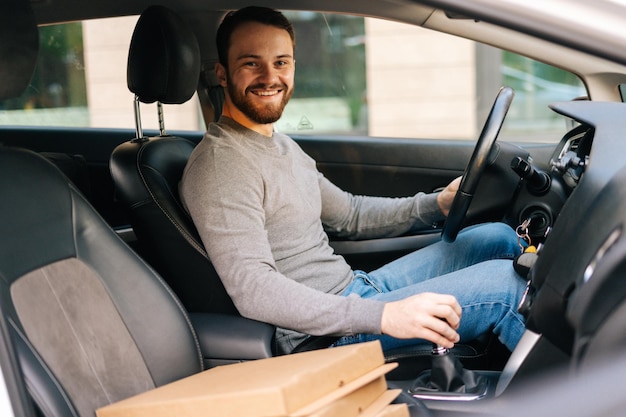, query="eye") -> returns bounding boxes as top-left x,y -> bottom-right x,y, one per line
276,59 -> 292,67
